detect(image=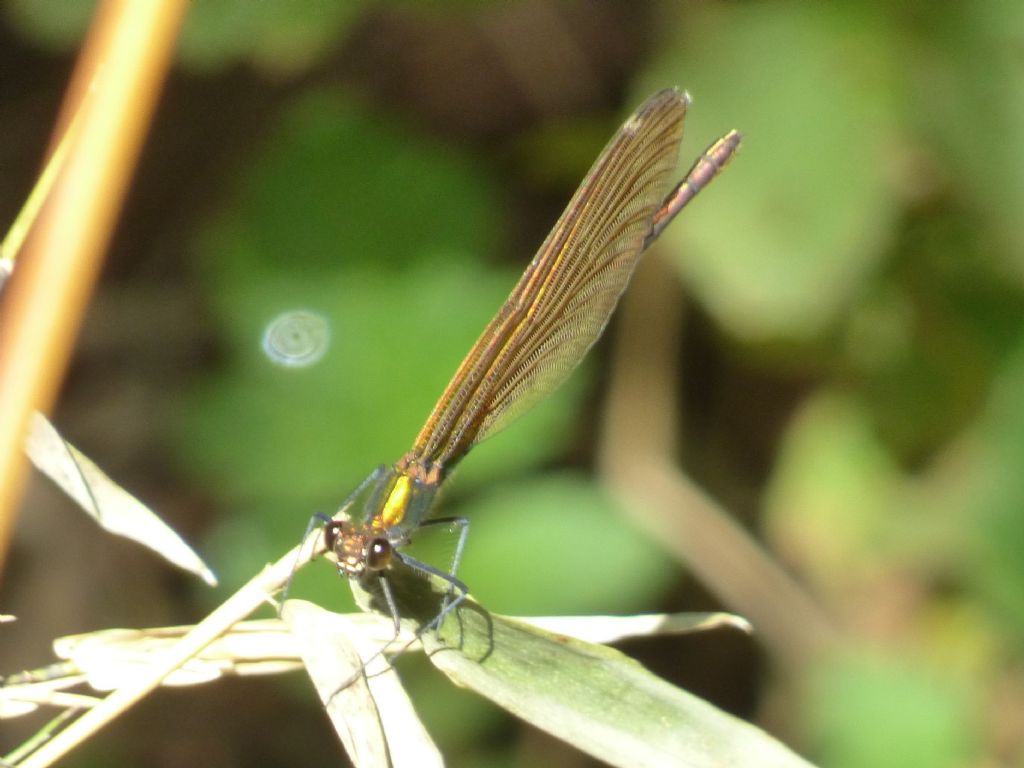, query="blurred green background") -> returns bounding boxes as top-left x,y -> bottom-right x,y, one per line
2,1 -> 1023,767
